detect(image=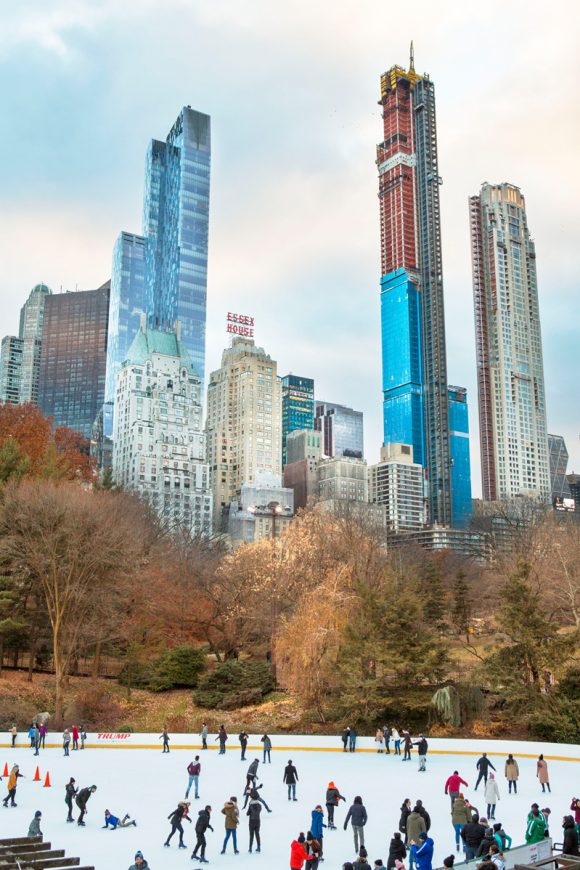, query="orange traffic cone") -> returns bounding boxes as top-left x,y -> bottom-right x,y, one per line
33,766 -> 41,782
43,771 -> 51,788
2,763 -> 7,777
